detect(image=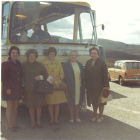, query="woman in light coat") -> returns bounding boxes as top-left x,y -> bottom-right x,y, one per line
63,51 -> 85,123
43,47 -> 67,125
